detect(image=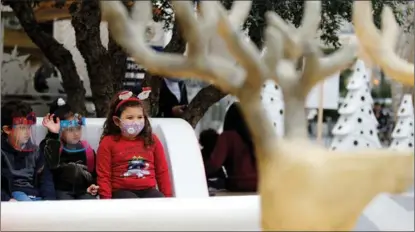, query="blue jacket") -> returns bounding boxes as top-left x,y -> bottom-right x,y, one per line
1,137 -> 56,201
